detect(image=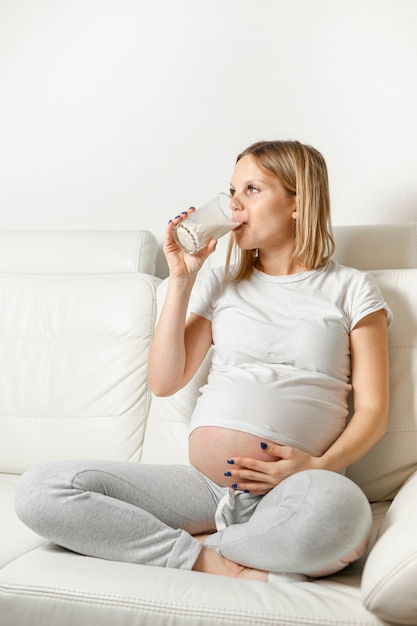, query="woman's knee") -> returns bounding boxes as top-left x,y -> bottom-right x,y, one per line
289,469 -> 371,536
15,460 -> 82,533
291,469 -> 372,575
308,469 -> 371,526
257,469 -> 371,575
